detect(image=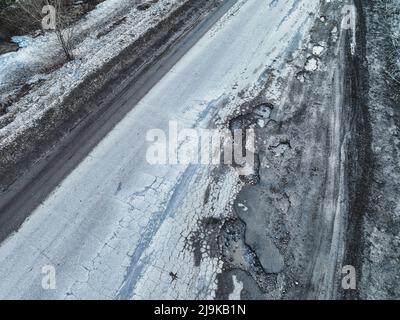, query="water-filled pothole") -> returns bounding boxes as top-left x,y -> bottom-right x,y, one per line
137,3 -> 151,11
228,103 -> 274,185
